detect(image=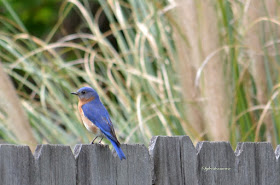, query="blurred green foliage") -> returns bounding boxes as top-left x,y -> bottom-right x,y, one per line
1,0 -> 61,36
